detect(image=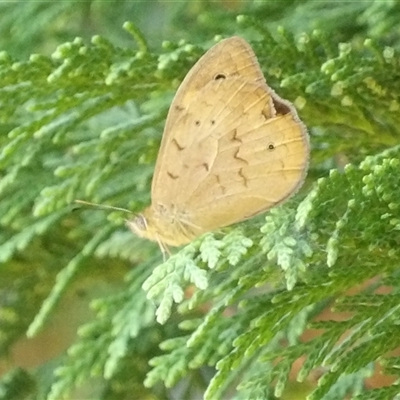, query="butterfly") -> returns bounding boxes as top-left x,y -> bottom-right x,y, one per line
128,36 -> 309,253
